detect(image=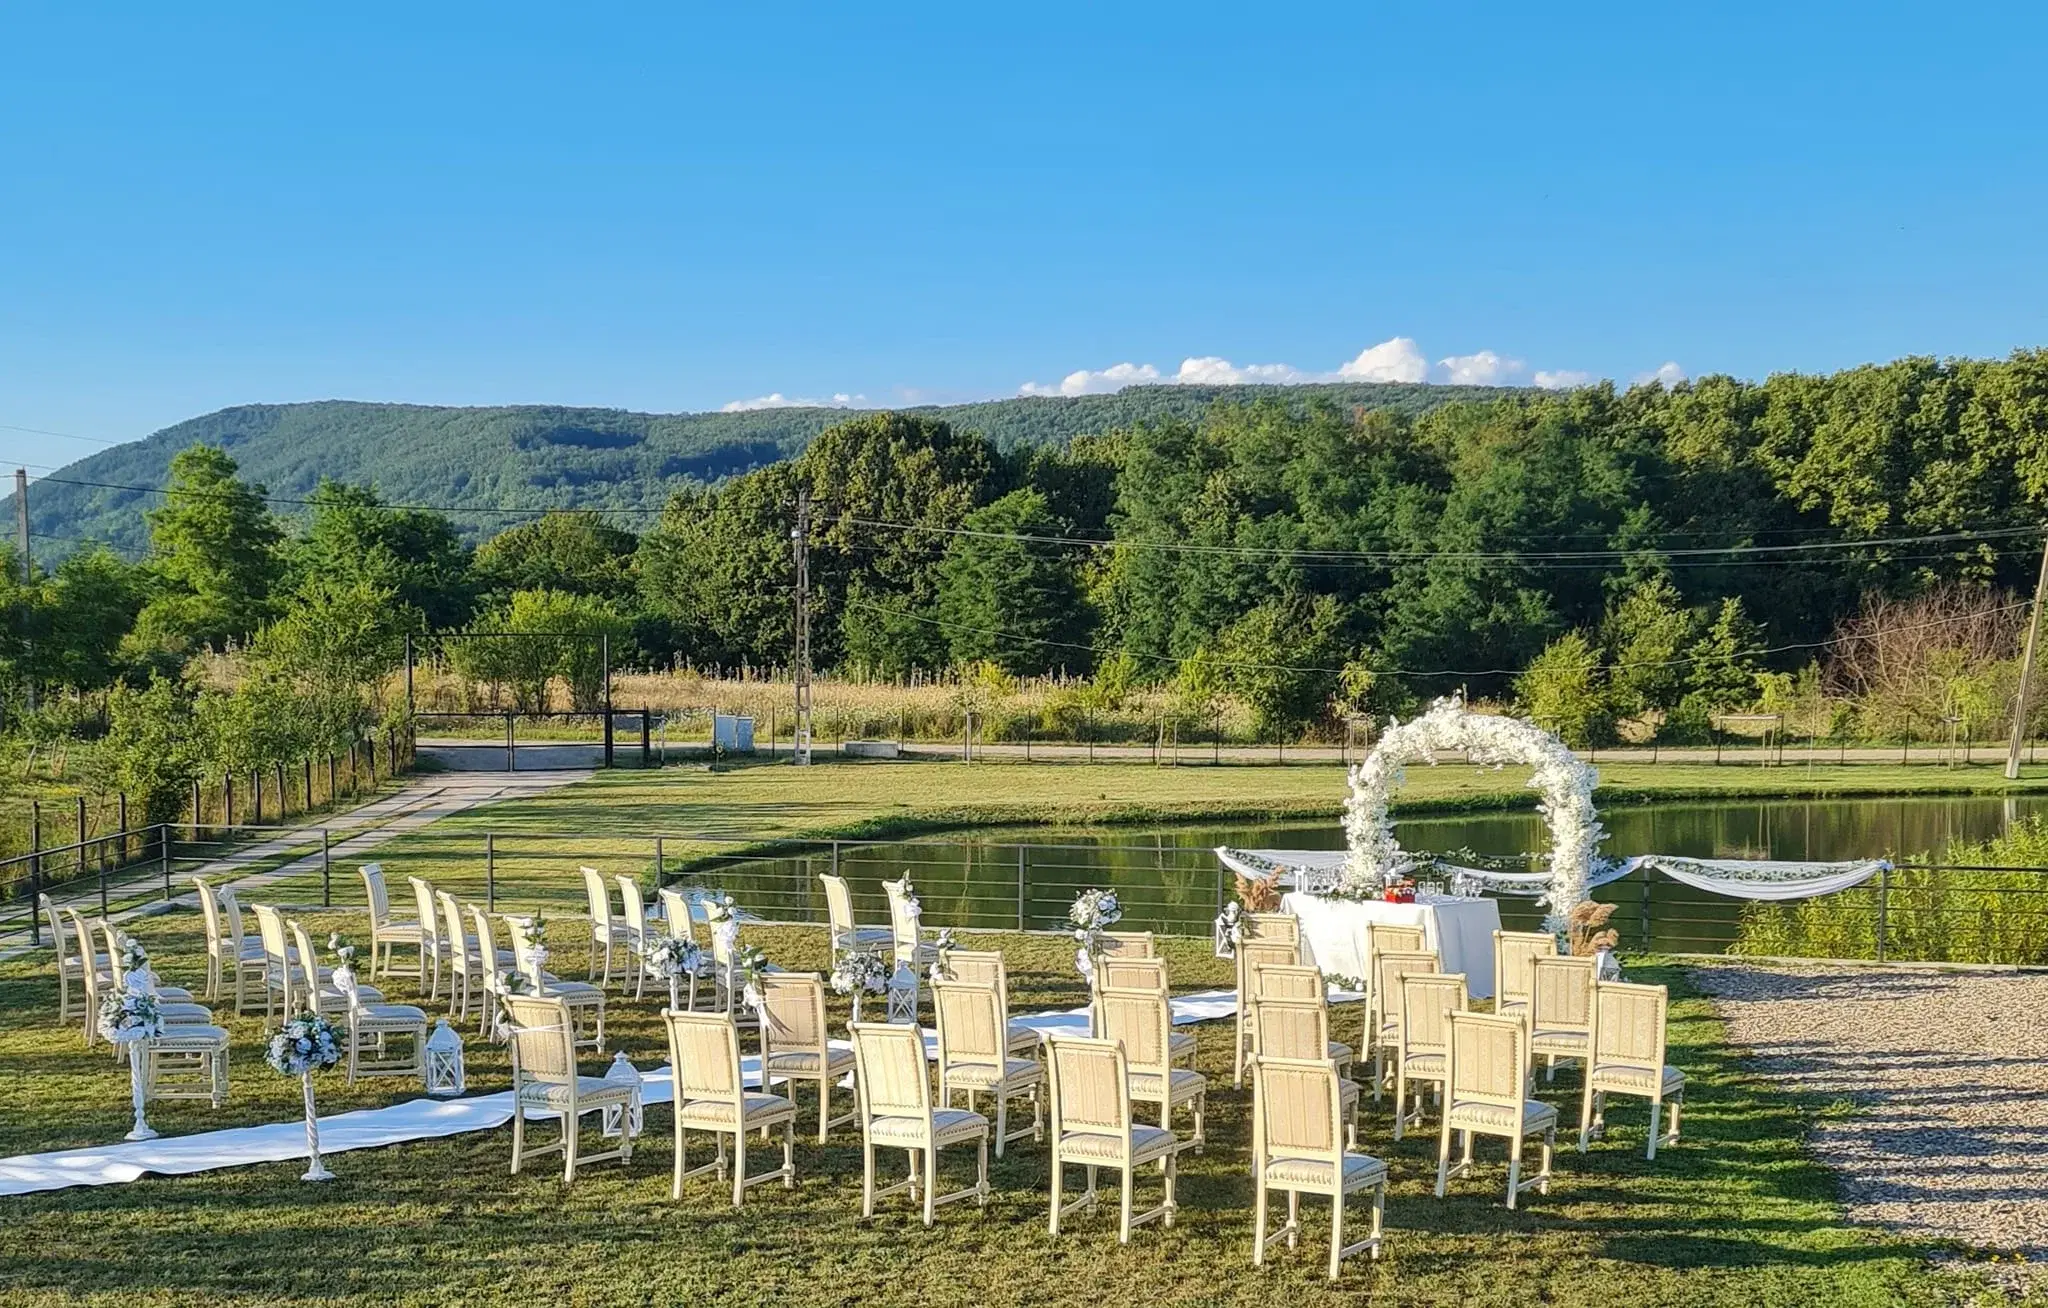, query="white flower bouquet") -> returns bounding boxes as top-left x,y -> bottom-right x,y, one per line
266,1012 -> 344,1077
830,947 -> 889,999
116,934 -> 151,977
326,932 -> 358,967
646,933 -> 703,978
927,927 -> 958,981
733,944 -> 771,1012
1069,889 -> 1123,978
98,986 -> 166,1044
